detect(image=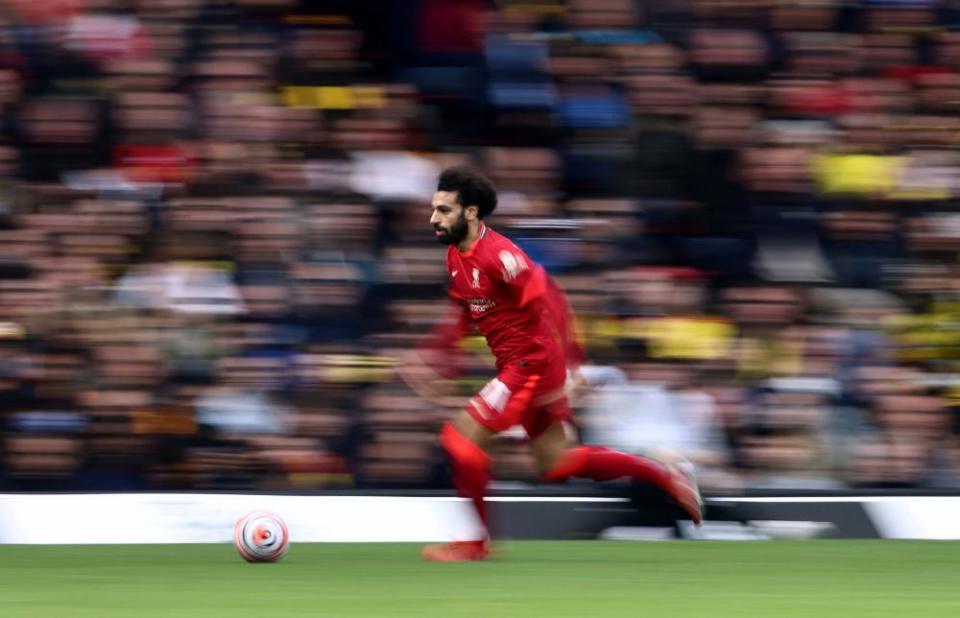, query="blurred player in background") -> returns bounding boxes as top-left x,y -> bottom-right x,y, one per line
399,166 -> 702,562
